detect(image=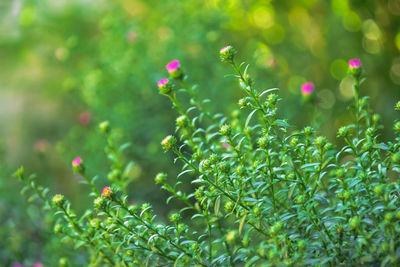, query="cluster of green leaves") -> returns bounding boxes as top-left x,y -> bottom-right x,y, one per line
15,47 -> 400,266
